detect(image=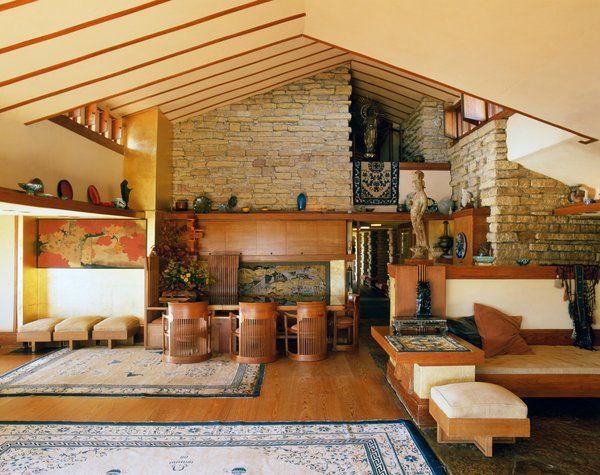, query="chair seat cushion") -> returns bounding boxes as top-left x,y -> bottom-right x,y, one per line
431,382 -> 528,419
93,316 -> 140,332
55,316 -> 105,333
19,318 -> 64,333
